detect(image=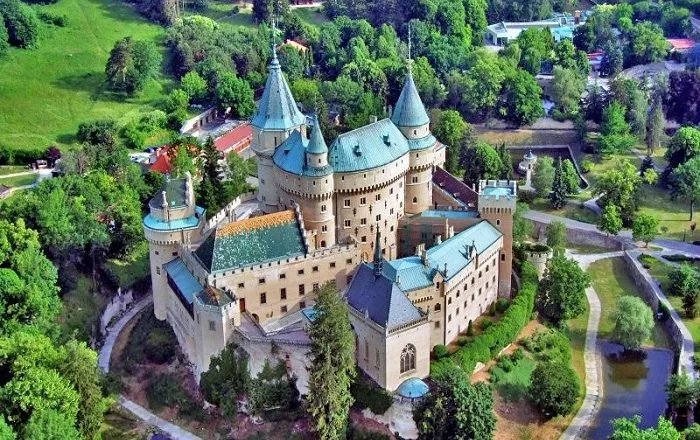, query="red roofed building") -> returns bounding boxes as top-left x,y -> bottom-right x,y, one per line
667,38 -> 696,52
149,146 -> 172,174
214,123 -> 252,156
